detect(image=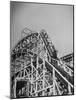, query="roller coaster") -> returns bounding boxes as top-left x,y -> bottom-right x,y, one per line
11,28 -> 74,98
